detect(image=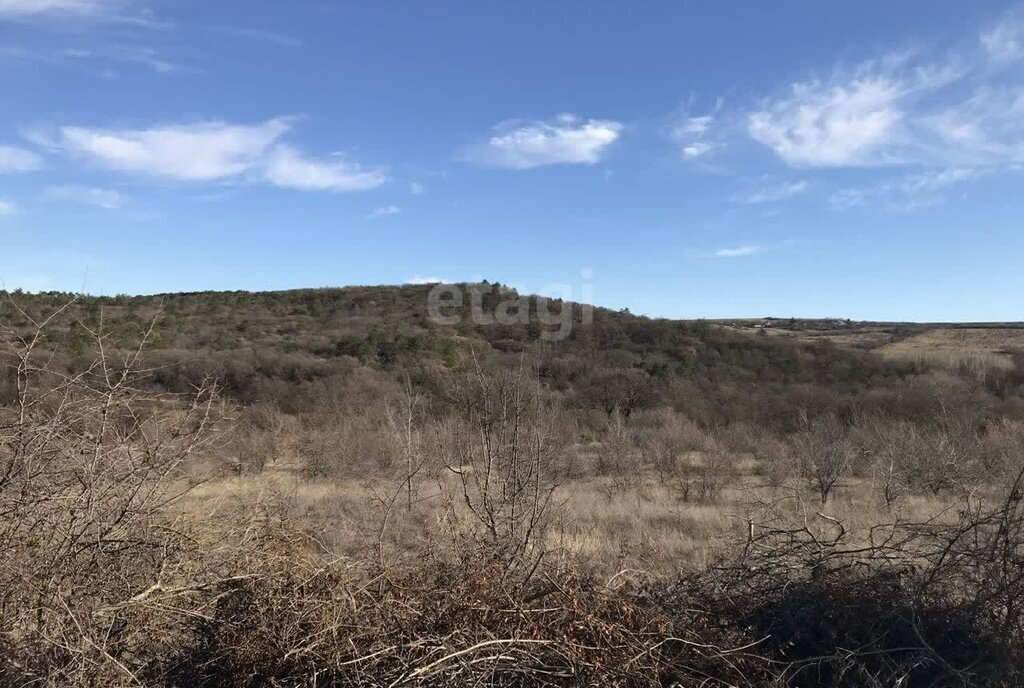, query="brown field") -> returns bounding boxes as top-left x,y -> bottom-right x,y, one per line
181,476 -> 970,585
178,450 -> 970,581
878,326 -> 1024,369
